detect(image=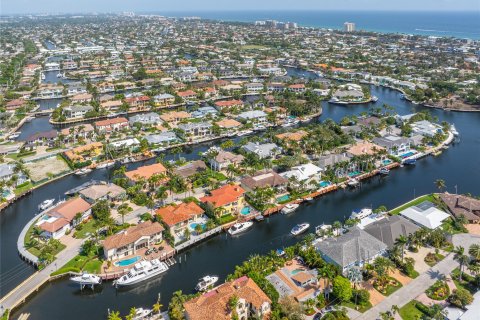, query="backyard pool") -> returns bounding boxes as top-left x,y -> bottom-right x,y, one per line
114,256 -> 141,267
400,151 -> 416,158
277,194 -> 290,203
382,159 -> 392,165
290,269 -> 304,275
319,181 -> 331,188
190,222 -> 206,231
348,171 -> 361,177
240,207 -> 251,215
